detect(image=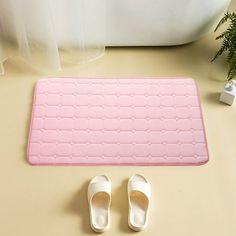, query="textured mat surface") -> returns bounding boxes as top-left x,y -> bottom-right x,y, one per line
27,77 -> 209,165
